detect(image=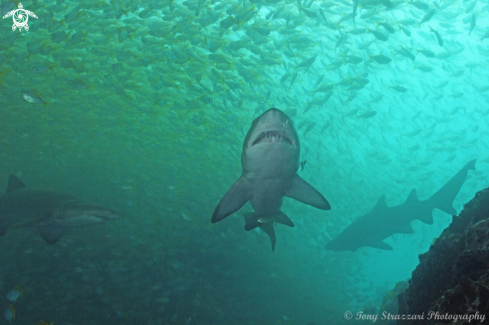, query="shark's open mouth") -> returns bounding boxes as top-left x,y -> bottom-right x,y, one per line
252,130 -> 293,147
